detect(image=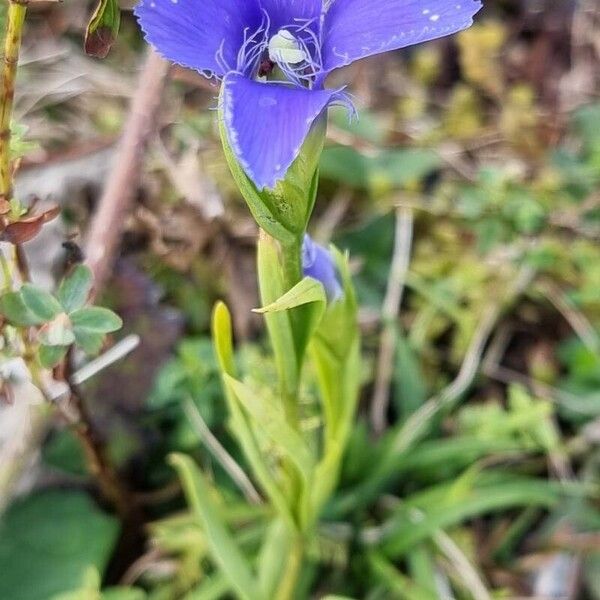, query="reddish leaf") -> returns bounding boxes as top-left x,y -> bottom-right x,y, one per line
0,206 -> 60,244
84,0 -> 121,59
